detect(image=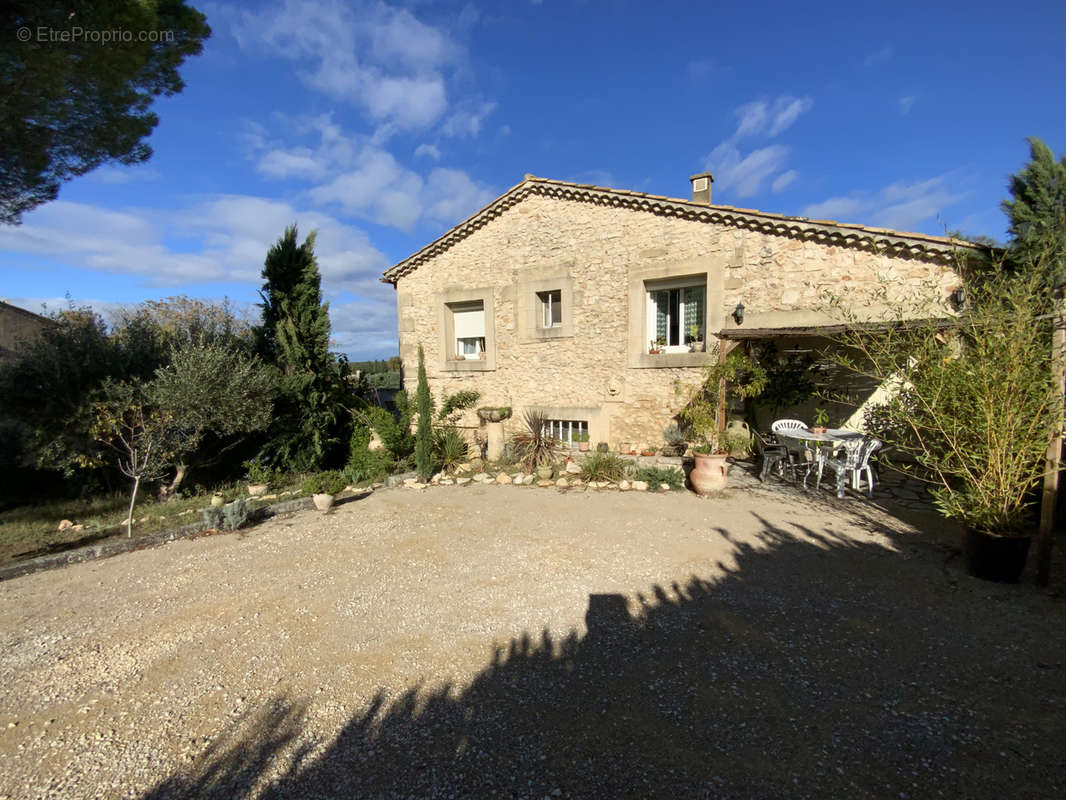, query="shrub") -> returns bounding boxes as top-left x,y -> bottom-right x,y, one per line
580,452 -> 630,482
510,408 -> 559,471
202,498 -> 248,531
434,427 -> 468,471
632,466 -> 684,490
243,459 -> 277,486
301,470 -> 347,496
344,425 -> 392,485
